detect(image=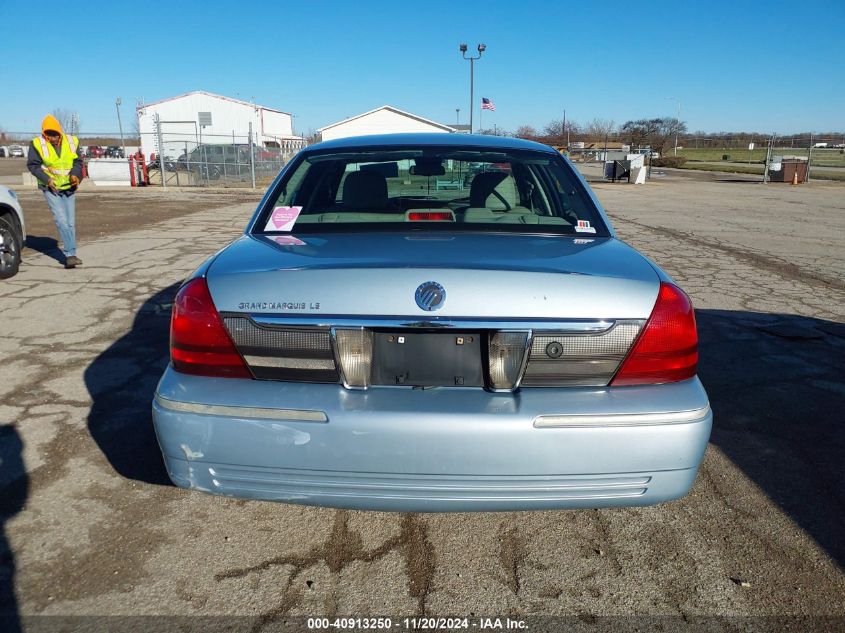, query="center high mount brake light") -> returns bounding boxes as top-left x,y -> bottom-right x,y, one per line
407,211 -> 455,221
